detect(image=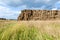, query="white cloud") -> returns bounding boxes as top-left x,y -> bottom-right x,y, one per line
0,4 -> 27,19
40,6 -> 46,10
52,8 -> 57,10
0,0 -> 22,4
0,6 -> 19,19
0,2 -> 7,6
0,6 -> 18,14
51,1 -> 60,10
28,5 -> 46,10
17,5 -> 27,10
34,0 -> 51,3
0,0 -> 22,7
55,1 -> 60,8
